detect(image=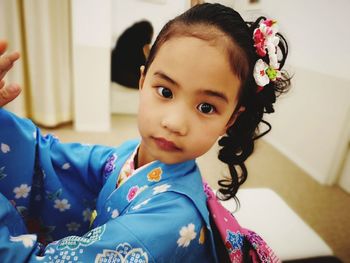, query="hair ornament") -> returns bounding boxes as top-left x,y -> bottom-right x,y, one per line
253,58 -> 281,91
253,19 -> 281,92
